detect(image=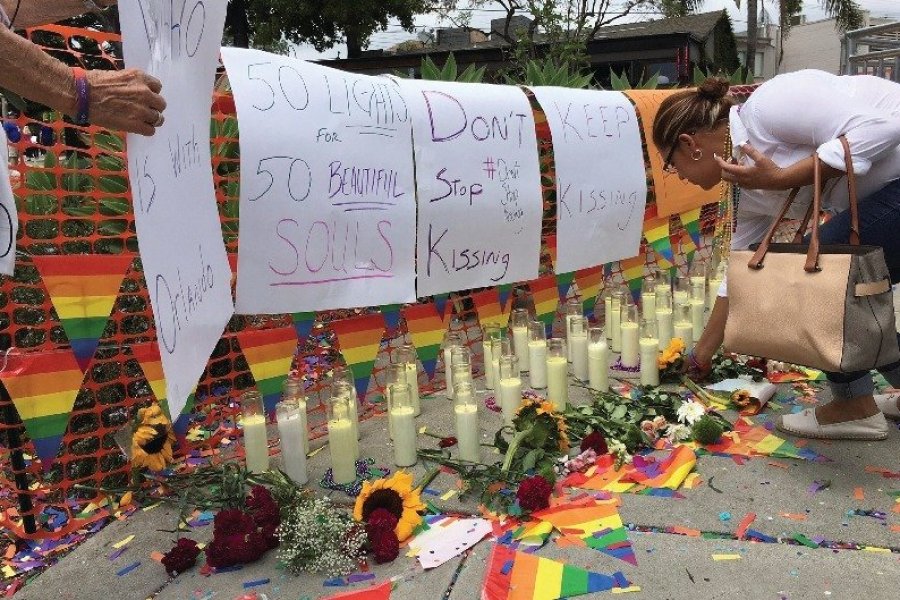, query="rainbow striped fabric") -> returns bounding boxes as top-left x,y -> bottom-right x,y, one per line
573,266 -> 603,318
323,580 -> 392,600
619,254 -> 647,301
236,327 -> 298,414
679,207 -> 703,249
0,349 -> 84,466
32,255 -> 132,371
534,497 -> 637,565
563,445 -> 697,494
642,211 -> 674,270
482,543 -> 630,599
131,342 -> 196,436
291,311 -> 316,342
471,288 -> 511,330
528,275 -> 560,337
331,313 -> 387,400
696,417 -> 828,462
402,302 -> 446,380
